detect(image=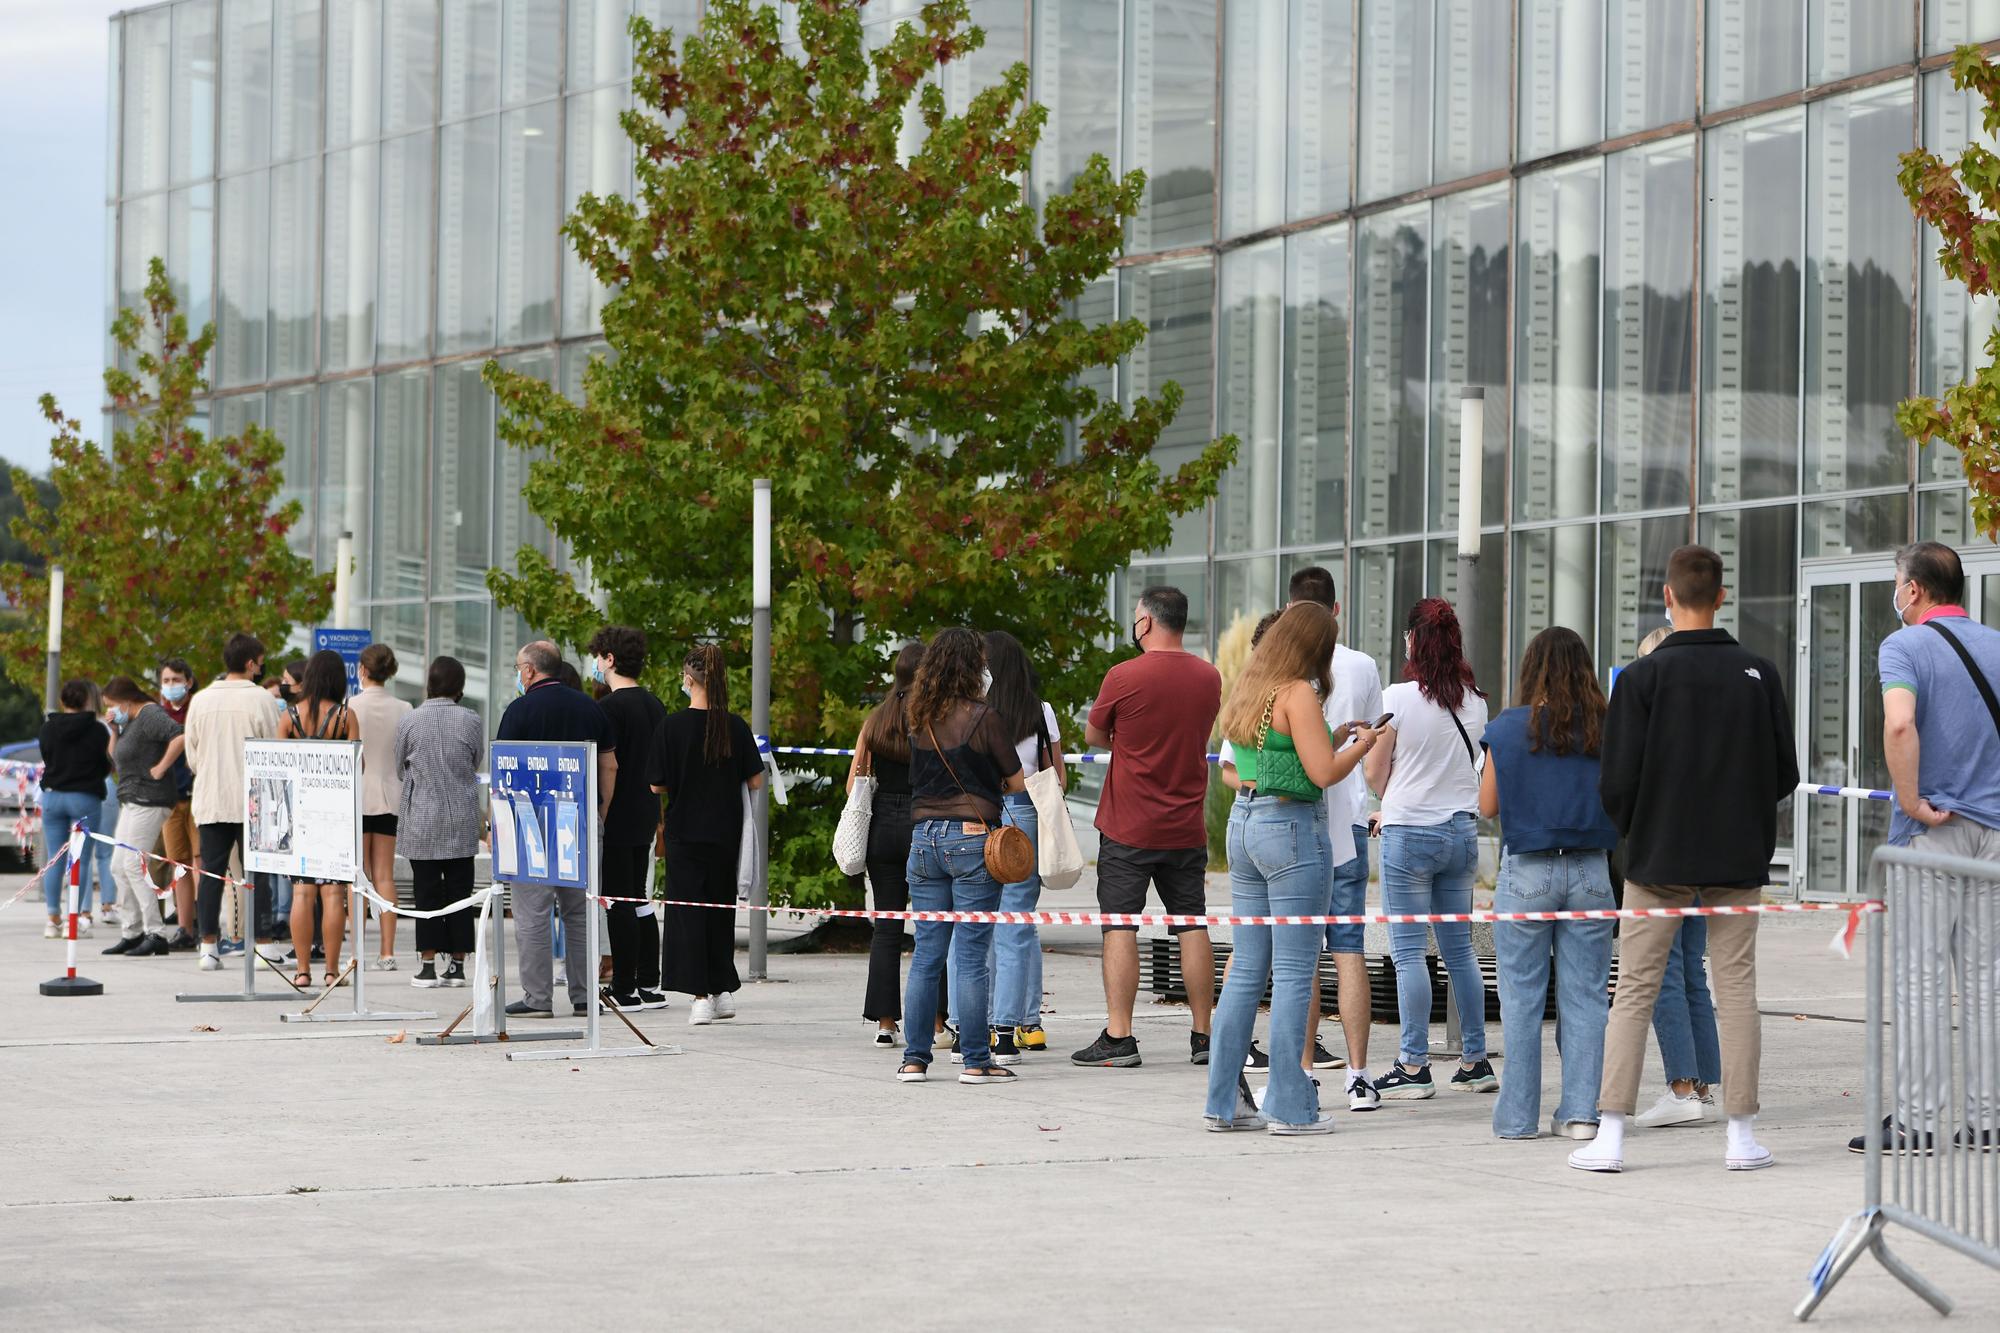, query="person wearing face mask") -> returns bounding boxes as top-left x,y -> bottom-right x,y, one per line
588,625 -> 669,1012
86,682 -> 120,924
153,657 -> 201,949
37,678 -> 113,939
349,644 -> 411,971
97,677 -> 184,957
181,633 -> 285,971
